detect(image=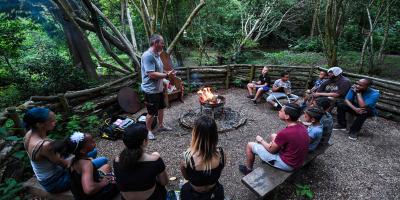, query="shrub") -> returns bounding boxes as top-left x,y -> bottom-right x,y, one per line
290,37 -> 323,52
0,85 -> 21,109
